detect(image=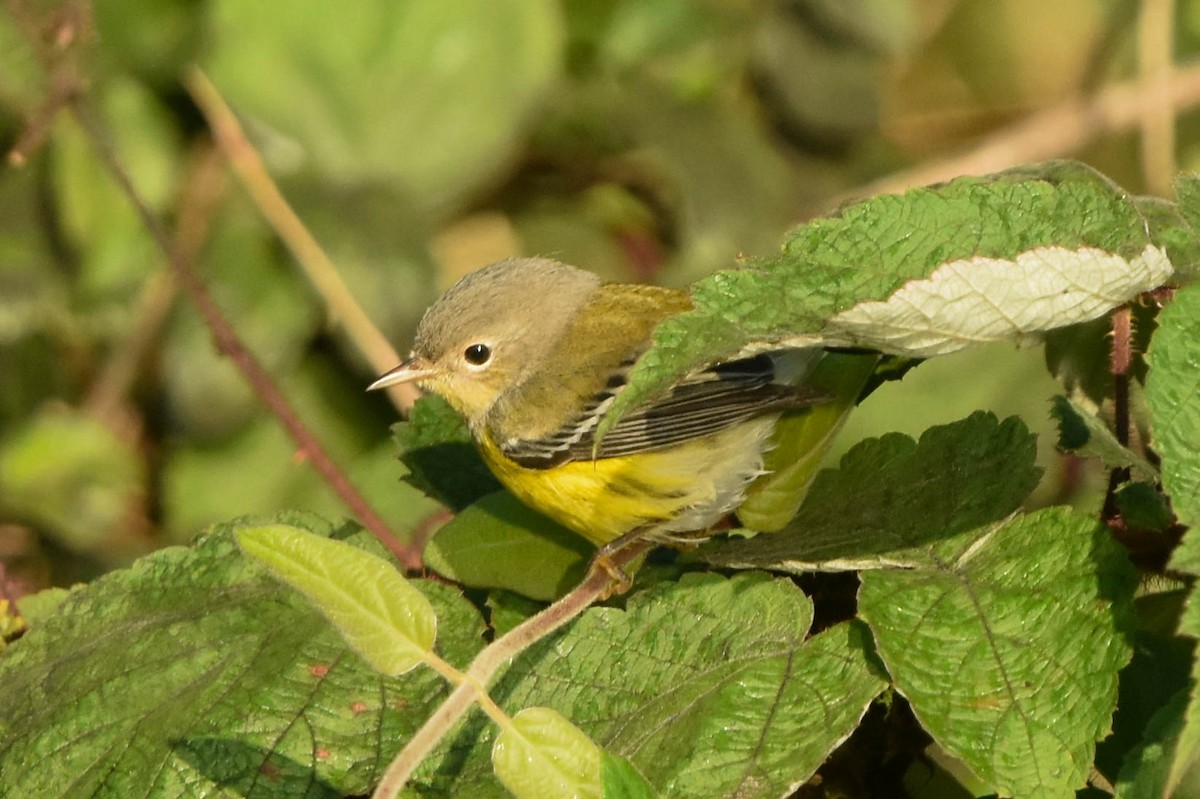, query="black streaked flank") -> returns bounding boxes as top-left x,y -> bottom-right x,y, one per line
501,351 -> 829,470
